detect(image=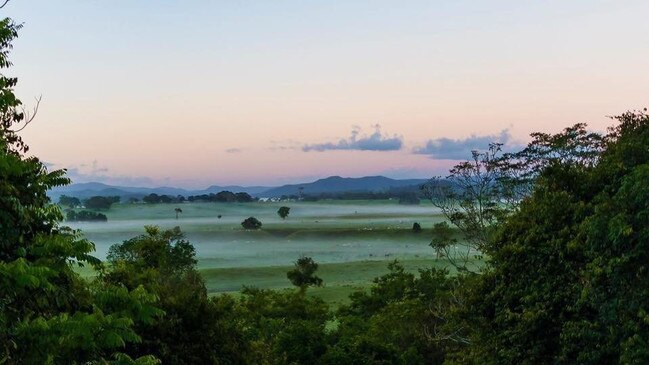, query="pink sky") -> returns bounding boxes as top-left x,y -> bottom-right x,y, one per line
7,1 -> 649,187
